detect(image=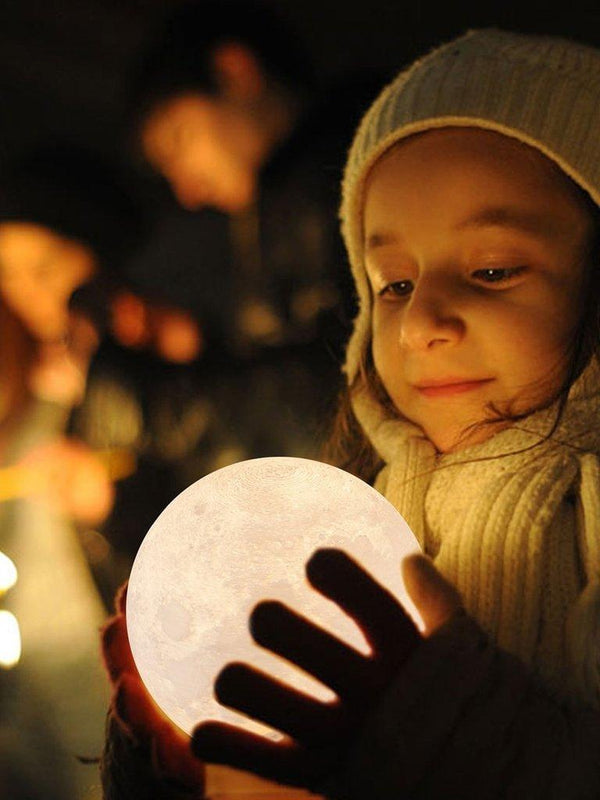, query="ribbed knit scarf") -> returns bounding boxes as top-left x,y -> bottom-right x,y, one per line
353,355 -> 600,708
